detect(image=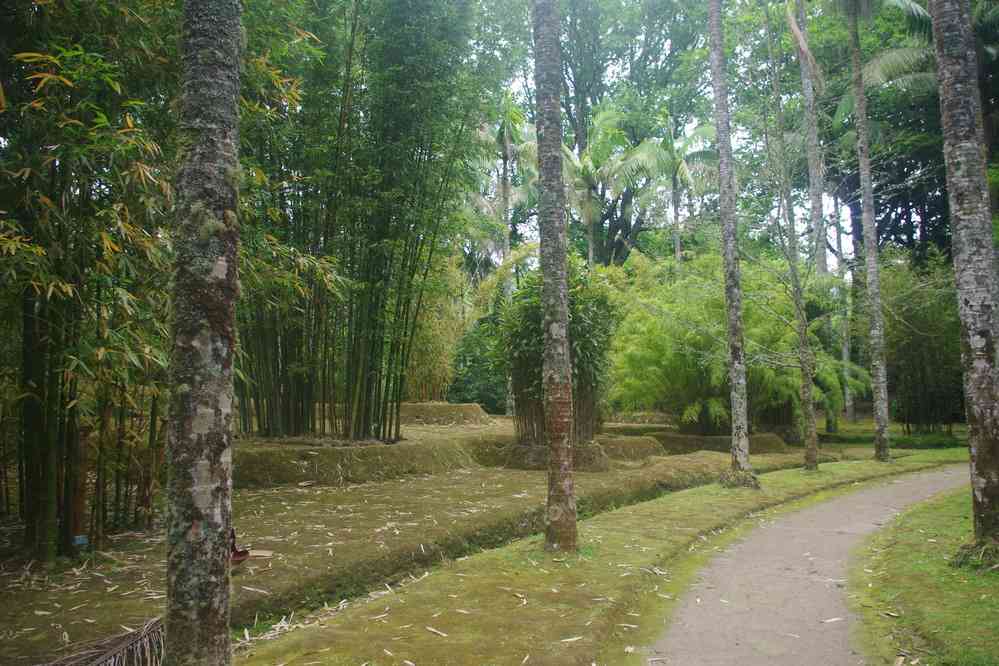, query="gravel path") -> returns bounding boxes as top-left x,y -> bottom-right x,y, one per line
647,464 -> 968,665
